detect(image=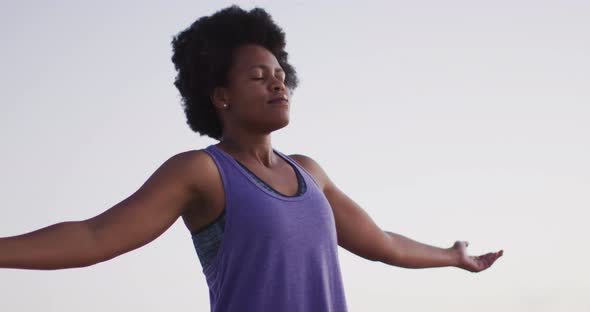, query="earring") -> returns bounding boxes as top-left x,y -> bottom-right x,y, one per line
223,103 -> 228,108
